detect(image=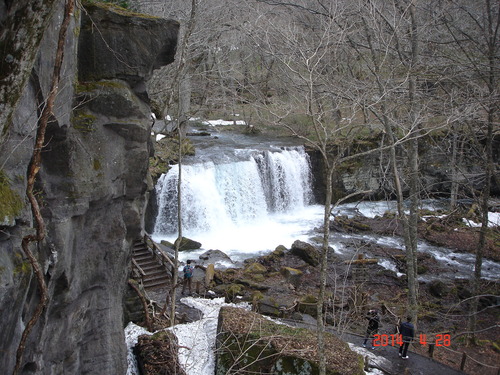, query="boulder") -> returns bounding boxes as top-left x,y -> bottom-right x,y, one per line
174,236 -> 202,251
298,294 -> 319,317
290,240 -> 320,267
215,306 -> 364,375
280,267 -> 303,289
428,280 -> 449,298
244,262 -> 267,275
199,249 -> 232,264
257,296 -> 281,317
235,279 -> 270,291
